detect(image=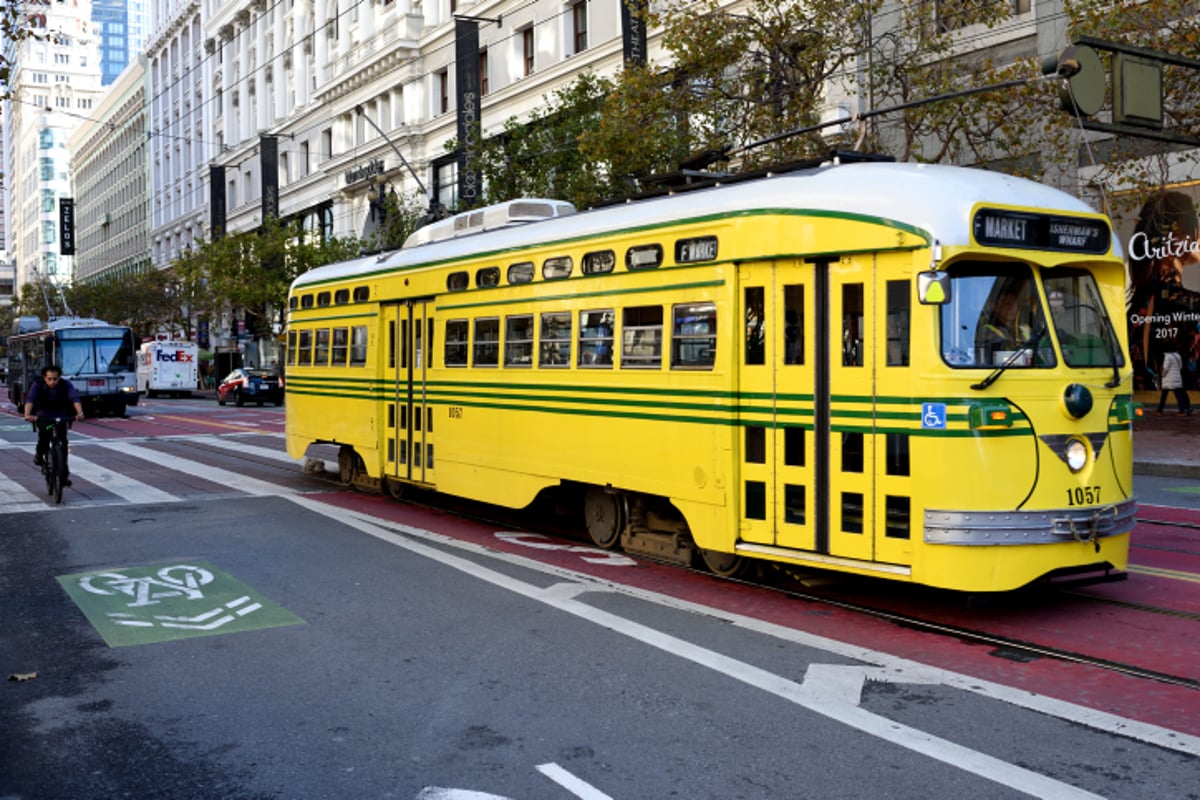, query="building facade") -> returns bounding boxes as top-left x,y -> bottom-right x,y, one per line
69,56 -> 152,283
2,0 -> 106,290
